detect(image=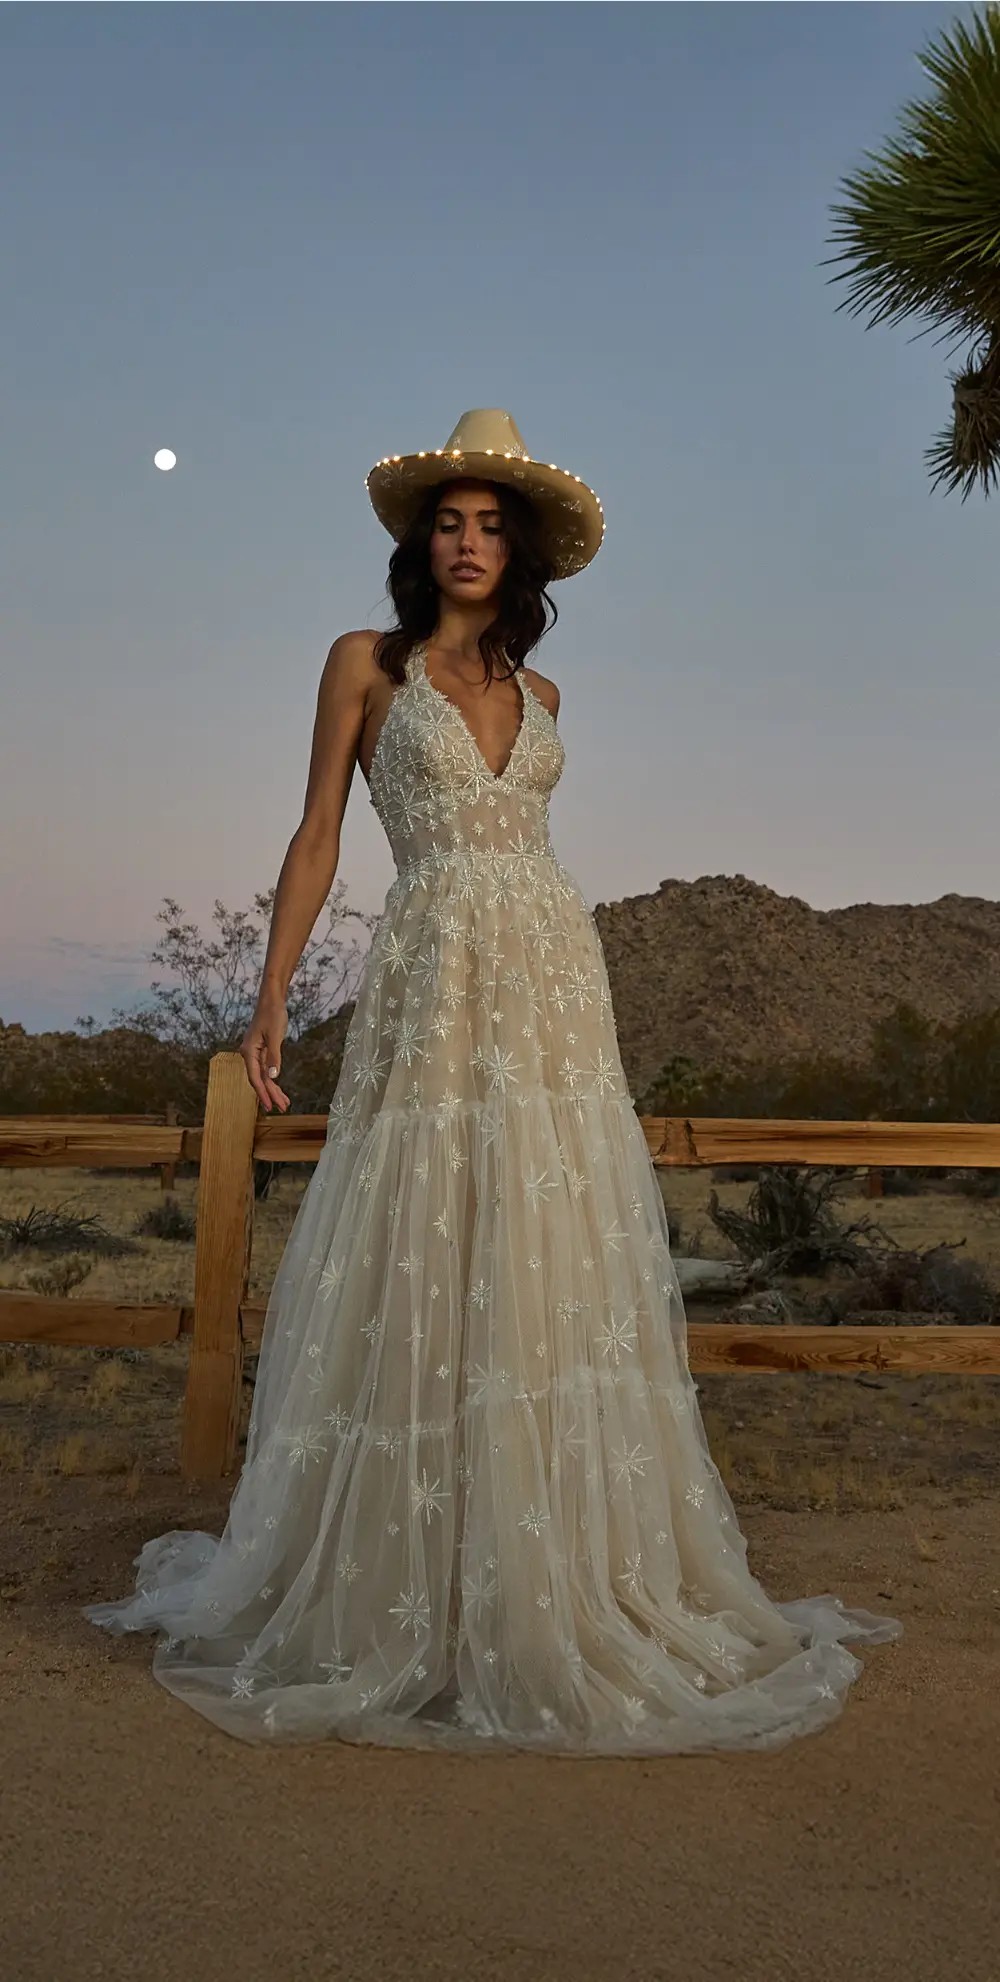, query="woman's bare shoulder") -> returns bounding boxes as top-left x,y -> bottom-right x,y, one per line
324,627 -> 382,672
522,664 -> 560,722
319,628 -> 385,702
